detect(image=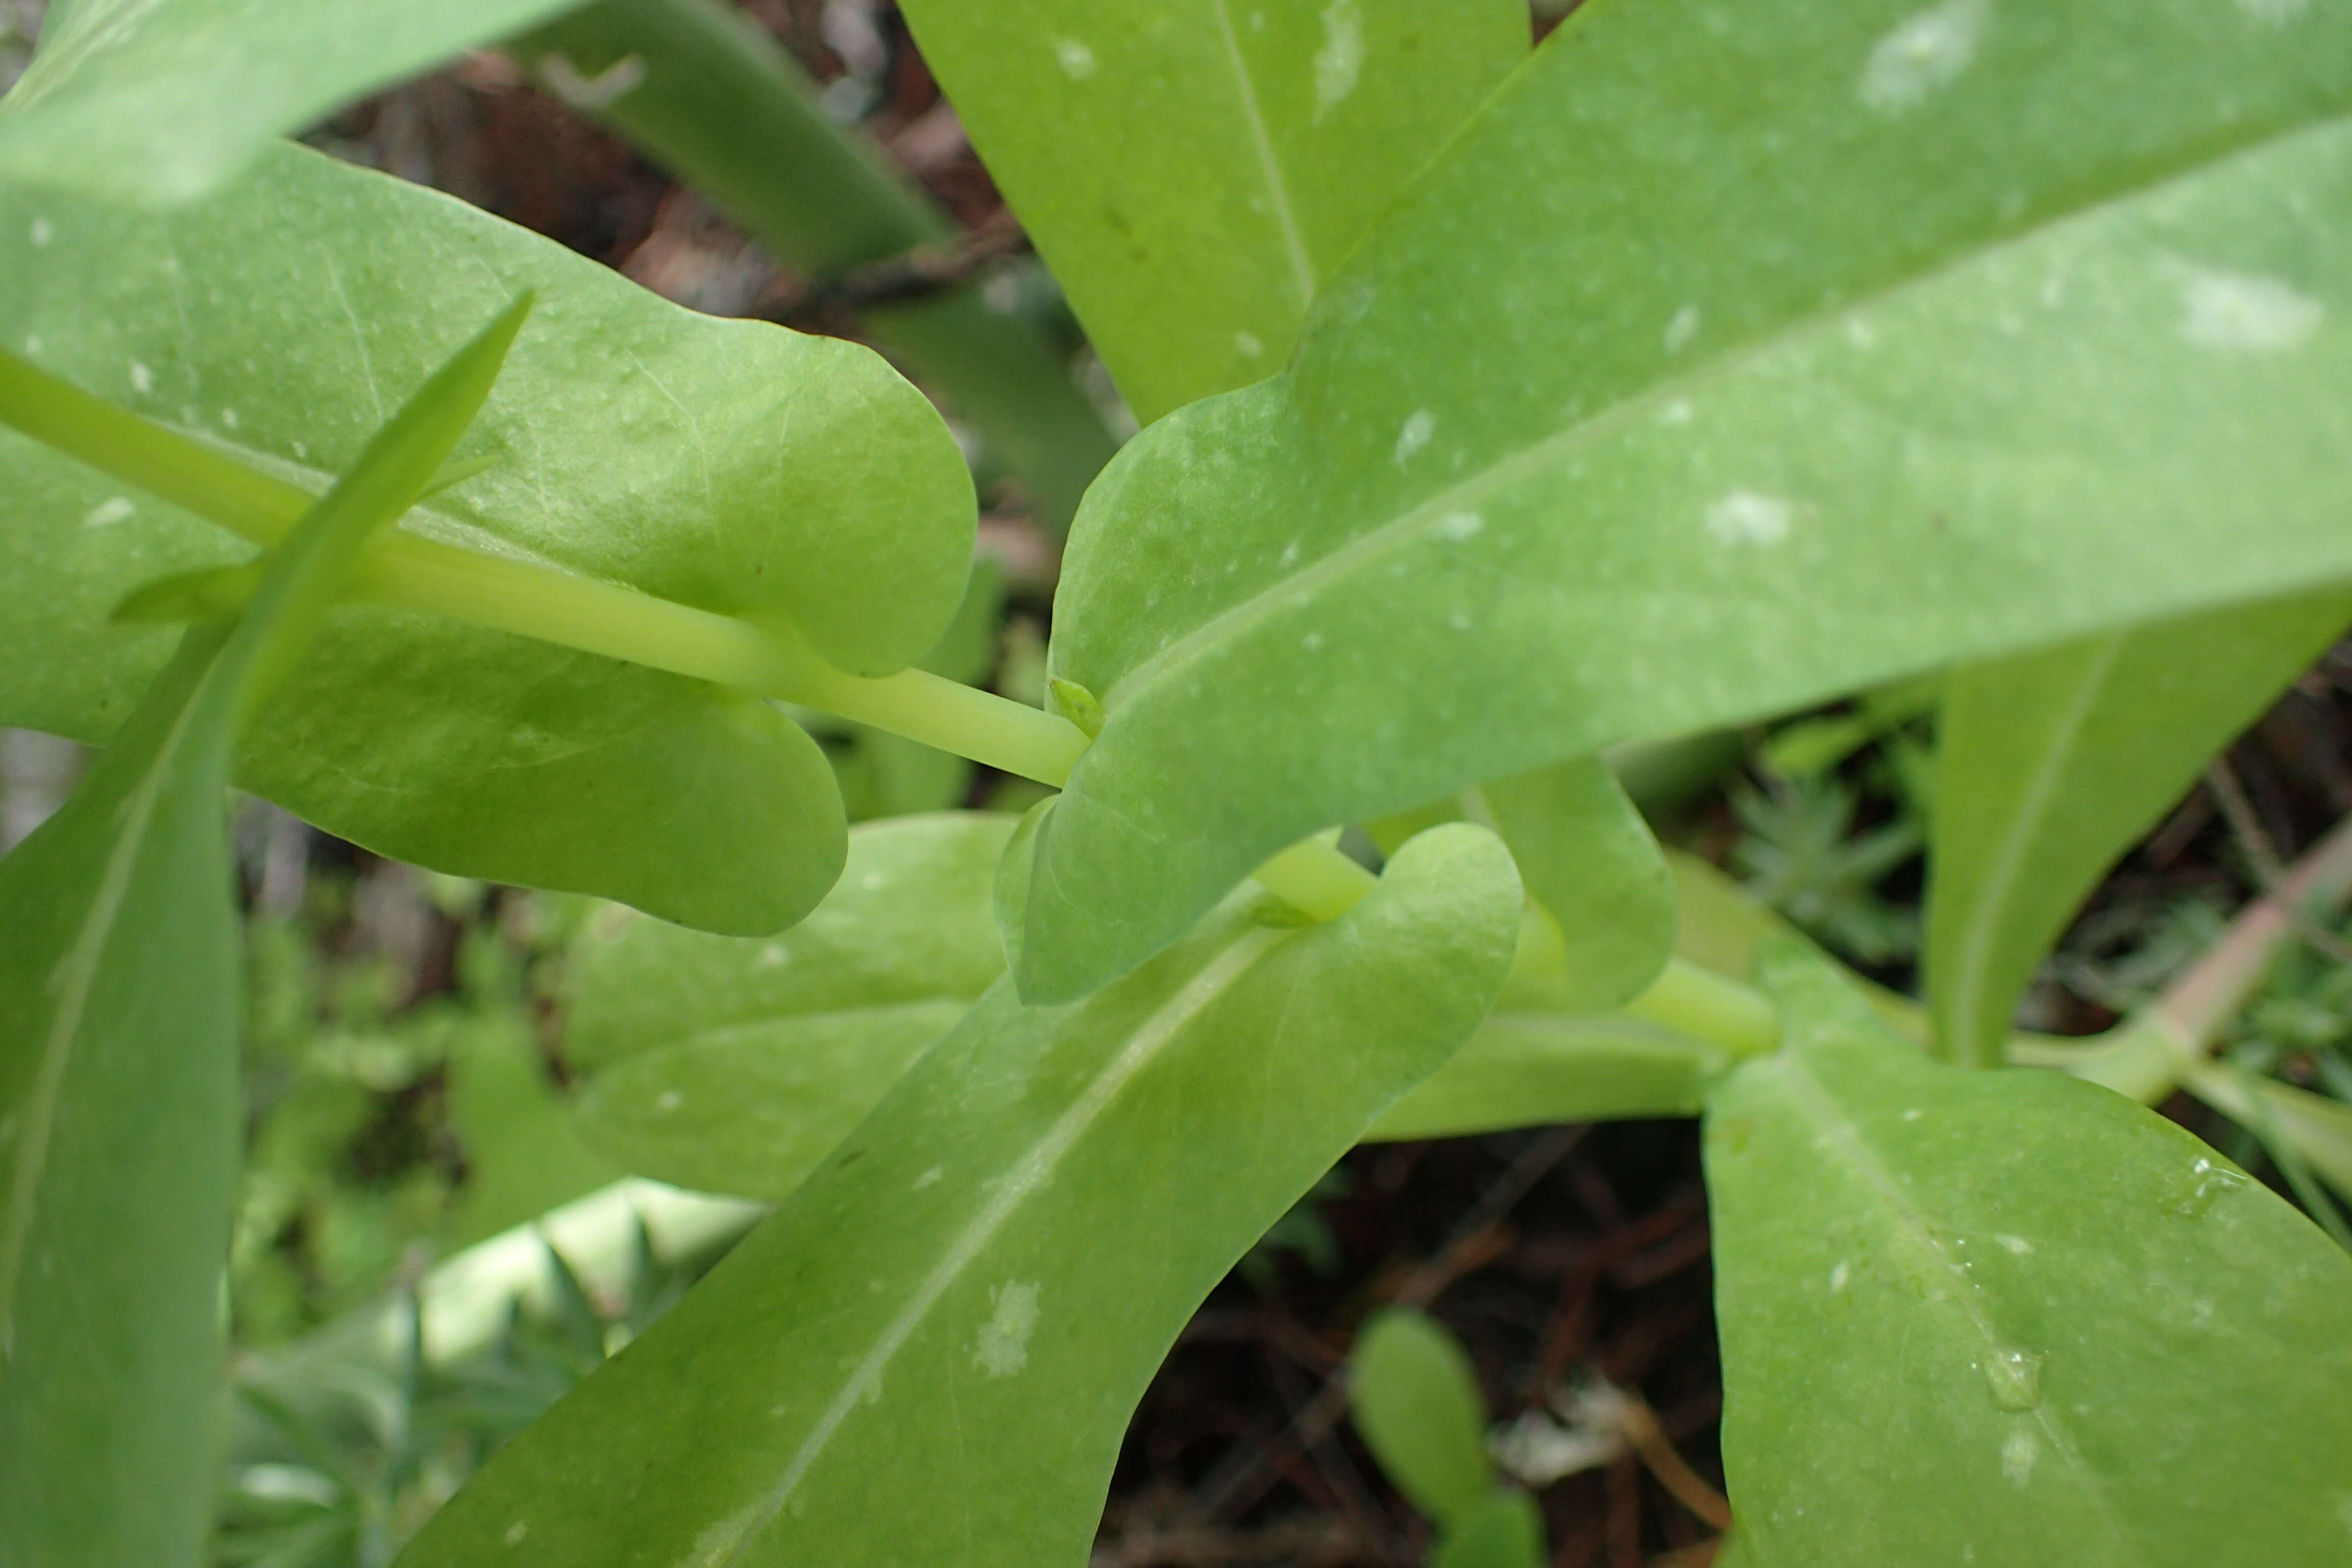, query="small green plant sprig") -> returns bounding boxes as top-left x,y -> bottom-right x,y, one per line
7,3 -> 2352,1567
